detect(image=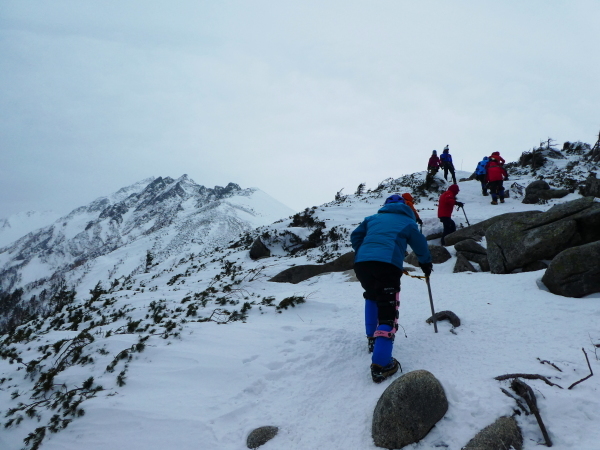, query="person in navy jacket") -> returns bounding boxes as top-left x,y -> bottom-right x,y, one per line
475,156 -> 490,196
351,194 -> 432,383
440,145 -> 457,184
